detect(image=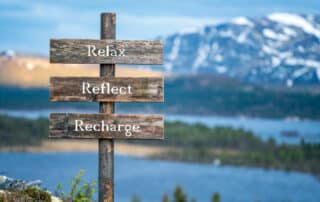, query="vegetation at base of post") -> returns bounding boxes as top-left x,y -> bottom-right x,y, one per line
0,115 -> 319,176
56,172 -> 217,202
0,187 -> 52,202
130,185 -> 221,202
54,170 -> 96,202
